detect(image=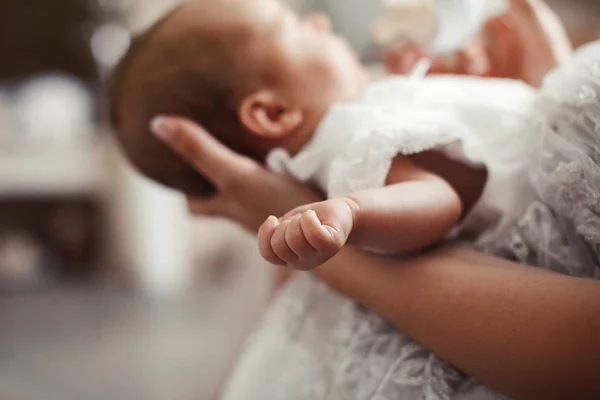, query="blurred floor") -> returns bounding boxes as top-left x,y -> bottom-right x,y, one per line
0,263 -> 270,400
